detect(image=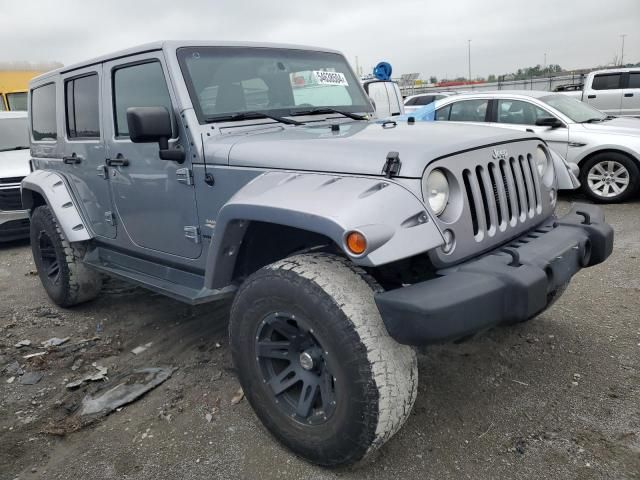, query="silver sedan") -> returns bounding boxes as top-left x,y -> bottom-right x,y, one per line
430,91 -> 640,202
